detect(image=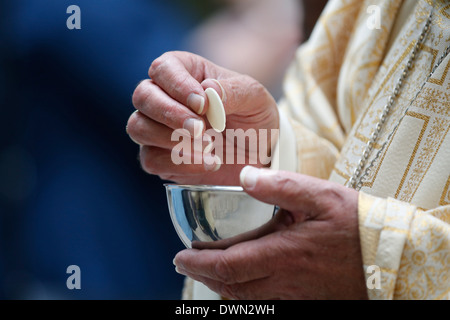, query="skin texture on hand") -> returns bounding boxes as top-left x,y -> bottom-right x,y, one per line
127,51 -> 279,186
174,167 -> 368,300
